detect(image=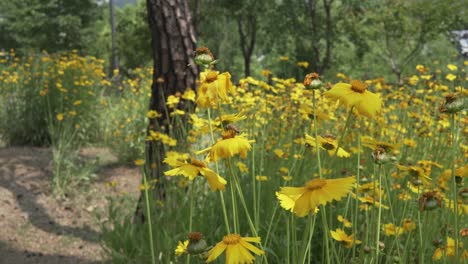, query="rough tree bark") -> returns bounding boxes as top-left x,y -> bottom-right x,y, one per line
134,0 -> 198,223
